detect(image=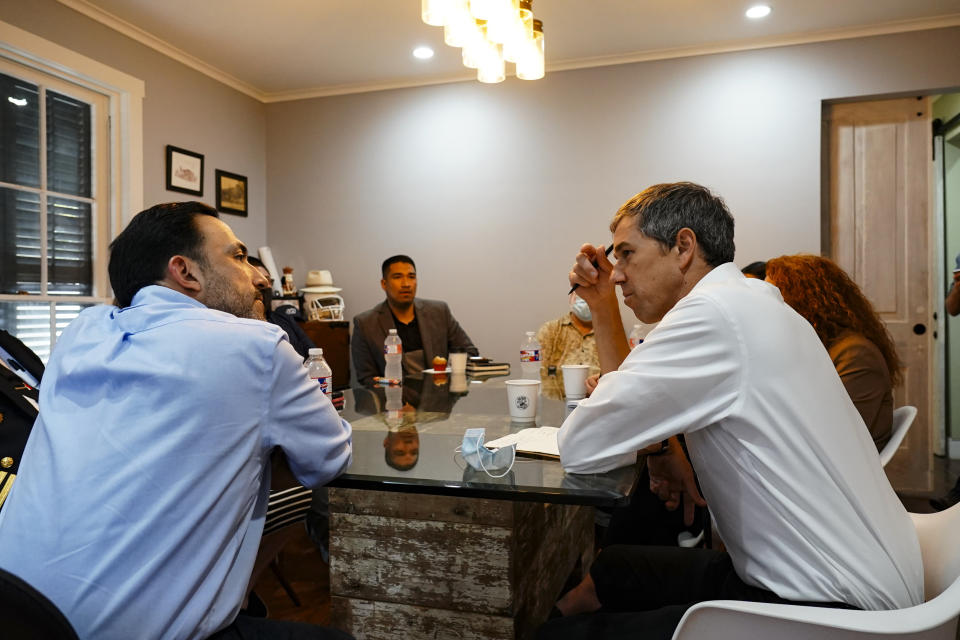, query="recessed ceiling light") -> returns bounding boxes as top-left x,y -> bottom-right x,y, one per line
7,96 -> 27,107
412,46 -> 434,60
745,4 -> 771,19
